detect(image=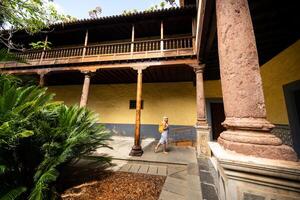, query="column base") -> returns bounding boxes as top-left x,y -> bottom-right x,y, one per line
195,125 -> 211,157
218,130 -> 298,161
129,145 -> 143,156
208,142 -> 300,200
